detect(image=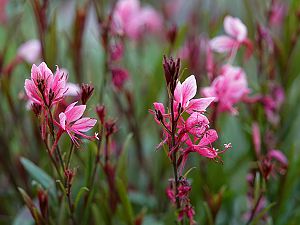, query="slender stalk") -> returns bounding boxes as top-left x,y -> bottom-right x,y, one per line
66,143 -> 75,170
245,192 -> 264,225
89,126 -> 104,188
169,95 -> 181,211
